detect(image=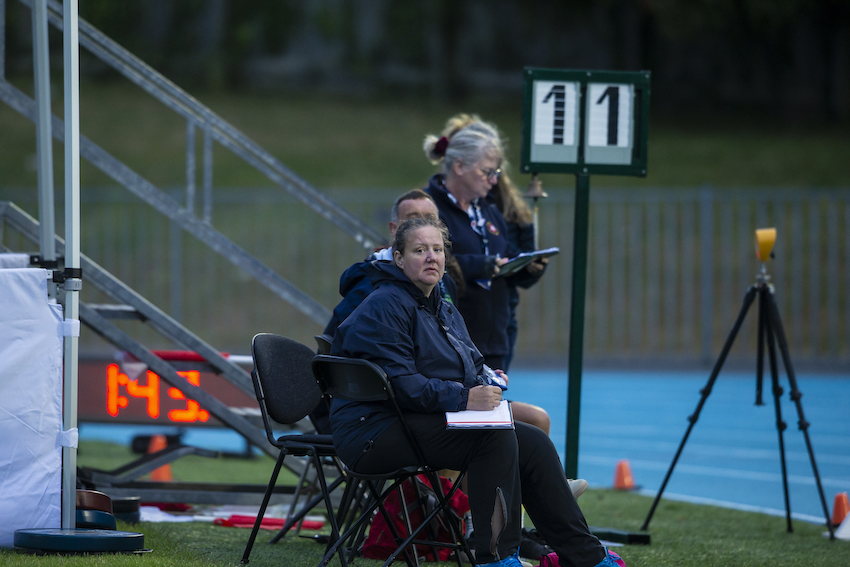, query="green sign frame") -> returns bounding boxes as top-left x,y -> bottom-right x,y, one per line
521,68 -> 651,177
